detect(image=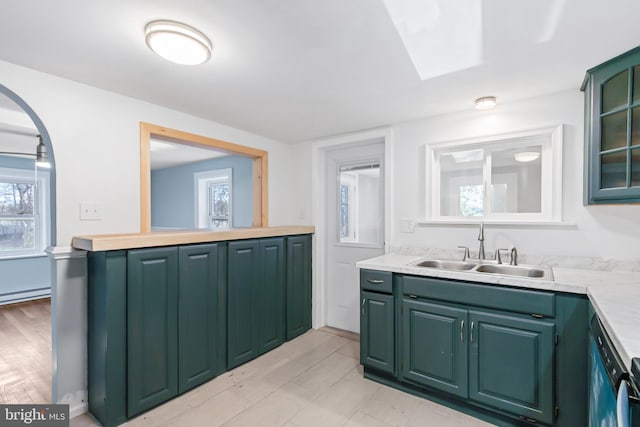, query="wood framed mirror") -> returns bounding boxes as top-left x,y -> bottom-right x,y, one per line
139,122 -> 268,232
